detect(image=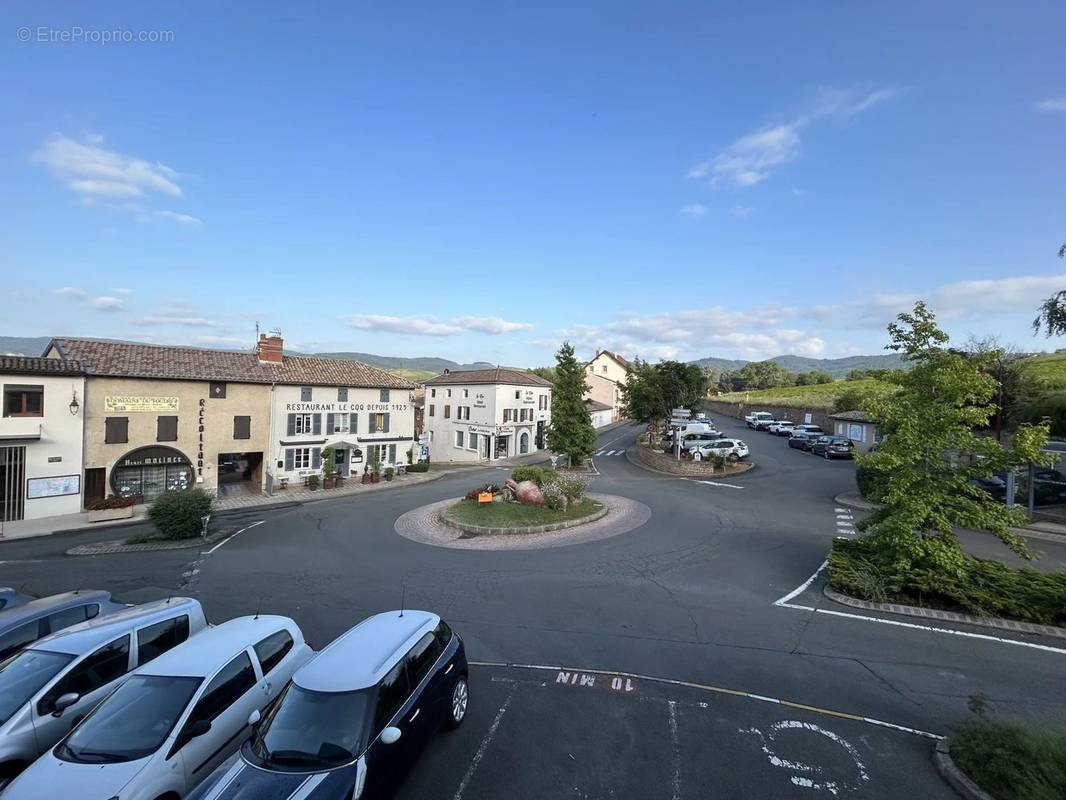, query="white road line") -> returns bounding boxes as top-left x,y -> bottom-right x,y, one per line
772,560 -> 828,607
452,684 -> 516,800
696,480 -> 745,489
598,430 -> 635,448
594,450 -> 606,456
667,700 -> 682,800
204,520 -> 265,555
